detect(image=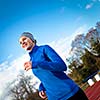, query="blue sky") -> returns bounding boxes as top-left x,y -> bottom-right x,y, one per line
0,0 -> 100,63
0,0 -> 100,99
